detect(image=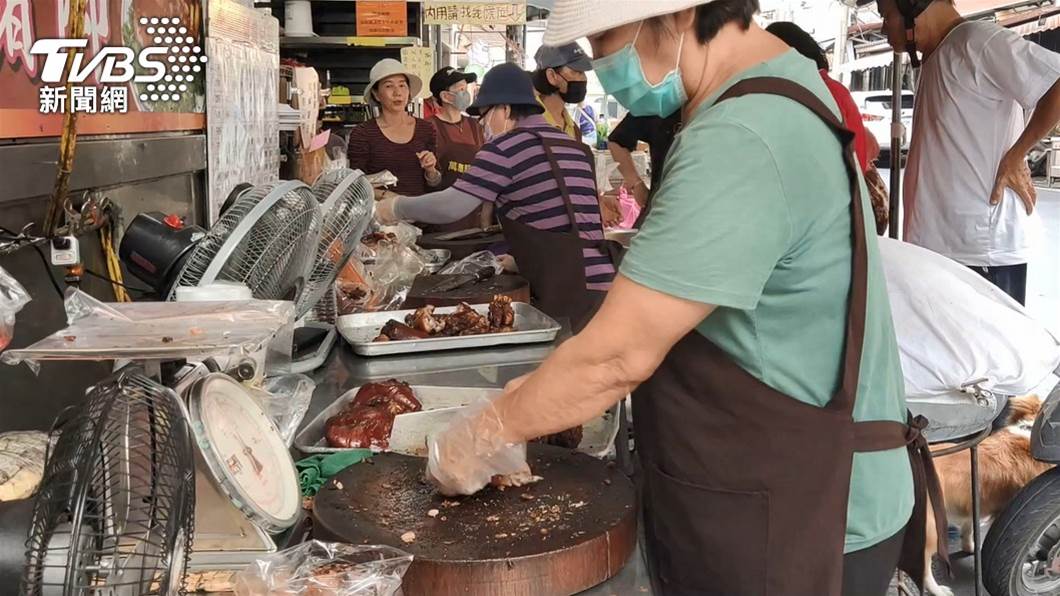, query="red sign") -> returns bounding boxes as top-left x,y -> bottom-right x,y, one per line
357,1 -> 407,37
0,0 -> 205,138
